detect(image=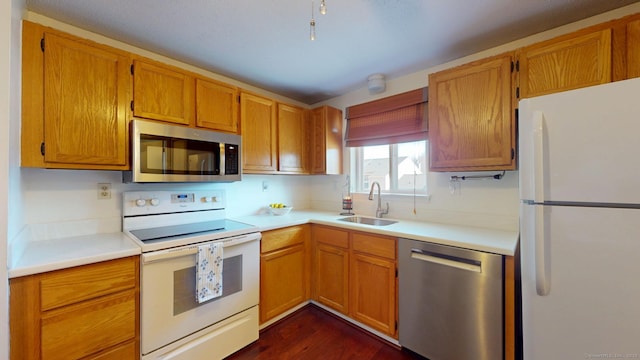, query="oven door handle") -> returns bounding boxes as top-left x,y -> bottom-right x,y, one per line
142,232 -> 261,264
